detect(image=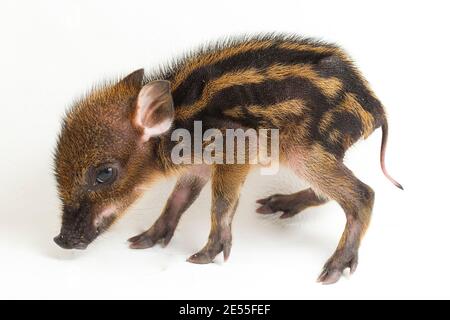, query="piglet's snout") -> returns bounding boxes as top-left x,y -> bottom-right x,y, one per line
53,234 -> 88,250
